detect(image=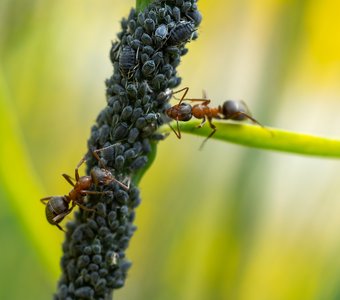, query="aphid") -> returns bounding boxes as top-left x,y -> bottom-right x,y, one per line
165,88 -> 263,148
41,149 -> 129,231
119,45 -> 138,77
143,18 -> 155,33
167,21 -> 194,46
141,60 -> 156,76
154,24 -> 168,41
